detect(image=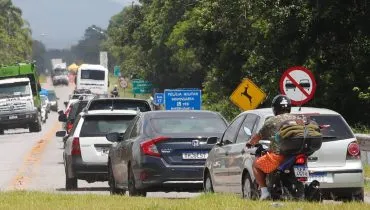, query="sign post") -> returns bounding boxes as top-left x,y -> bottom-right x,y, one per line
99,51 -> 108,69
230,79 -> 266,111
164,89 -> 201,110
279,66 -> 316,105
